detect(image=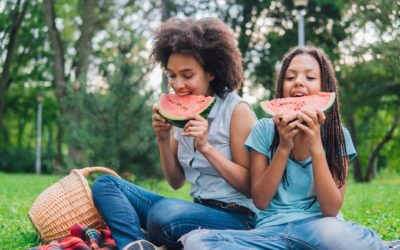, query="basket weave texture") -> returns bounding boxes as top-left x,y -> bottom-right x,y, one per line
28,167 -> 120,243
